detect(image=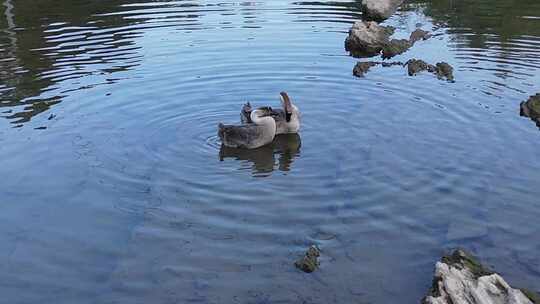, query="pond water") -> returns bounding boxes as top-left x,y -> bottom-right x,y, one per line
1,0 -> 540,303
